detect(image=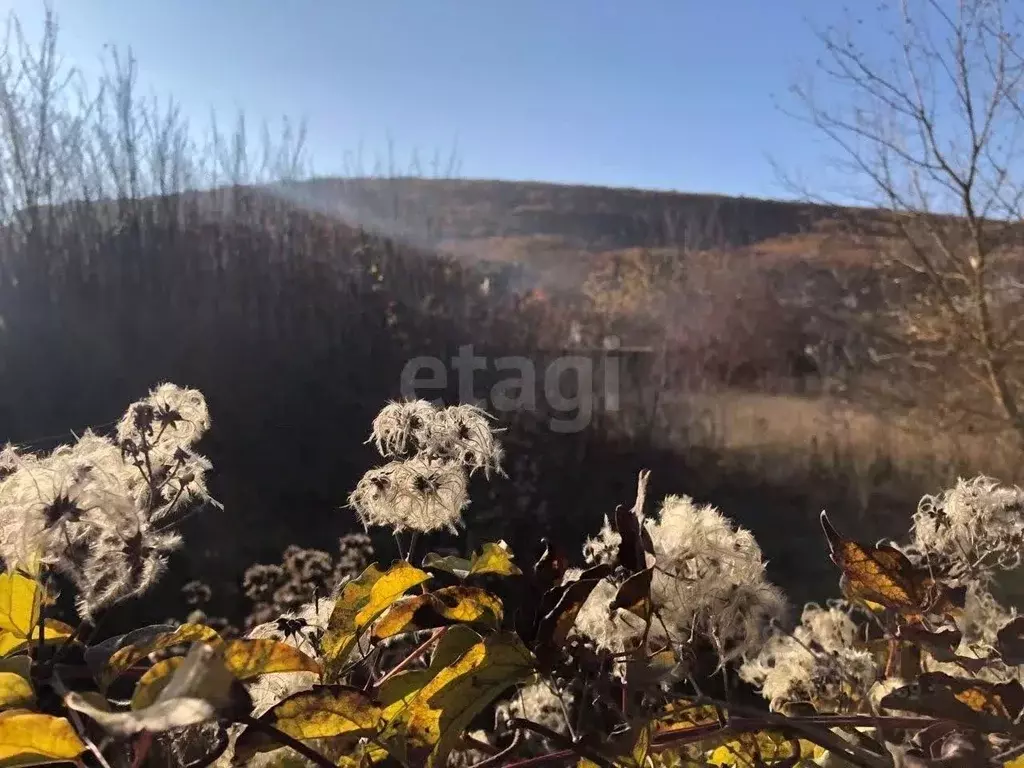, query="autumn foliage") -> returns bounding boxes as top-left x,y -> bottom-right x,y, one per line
0,387 -> 1019,767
